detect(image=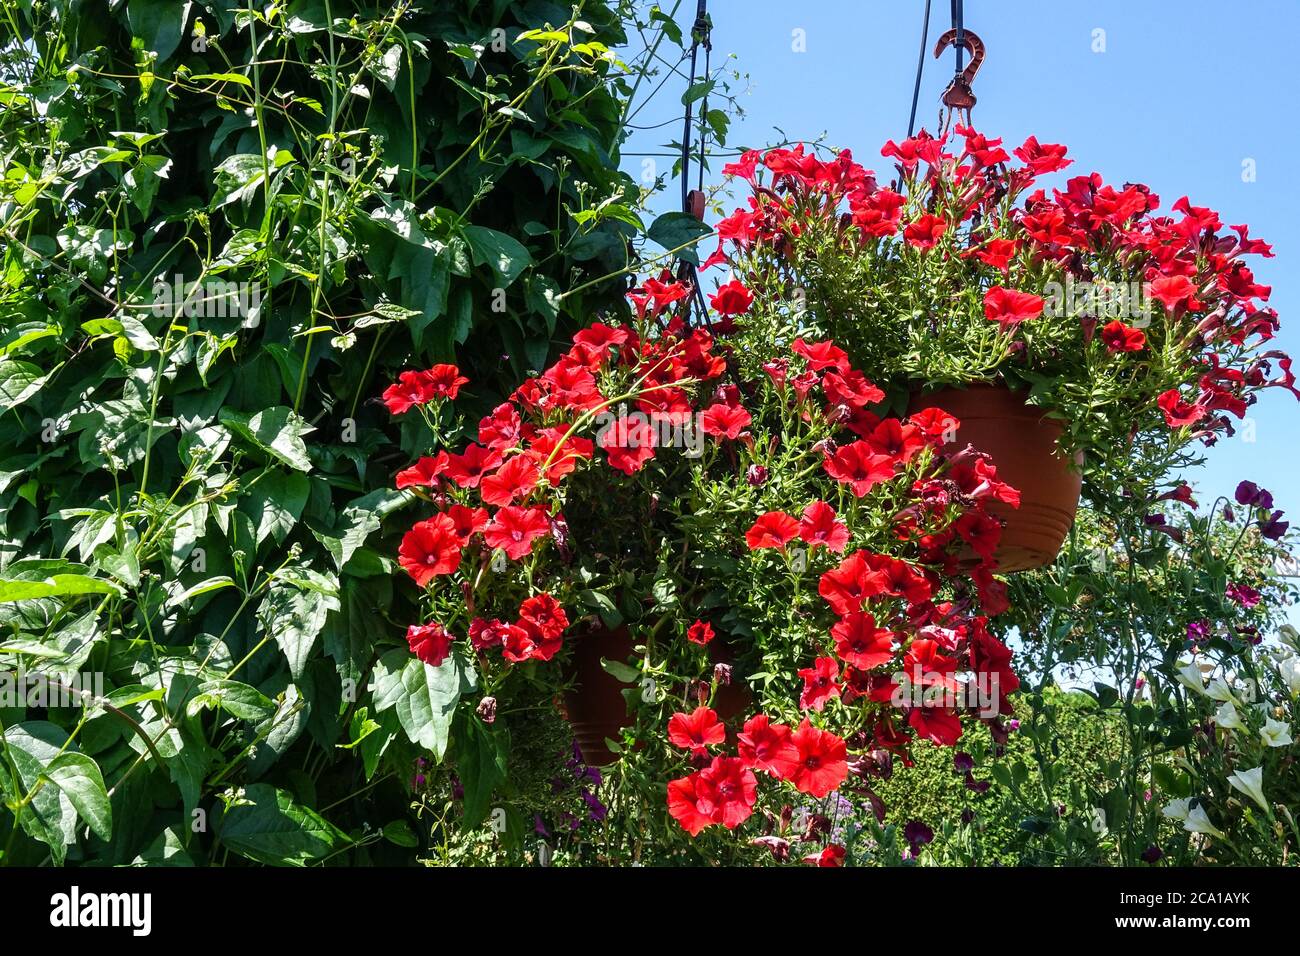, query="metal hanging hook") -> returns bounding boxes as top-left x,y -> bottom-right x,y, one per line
932,27 -> 984,128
